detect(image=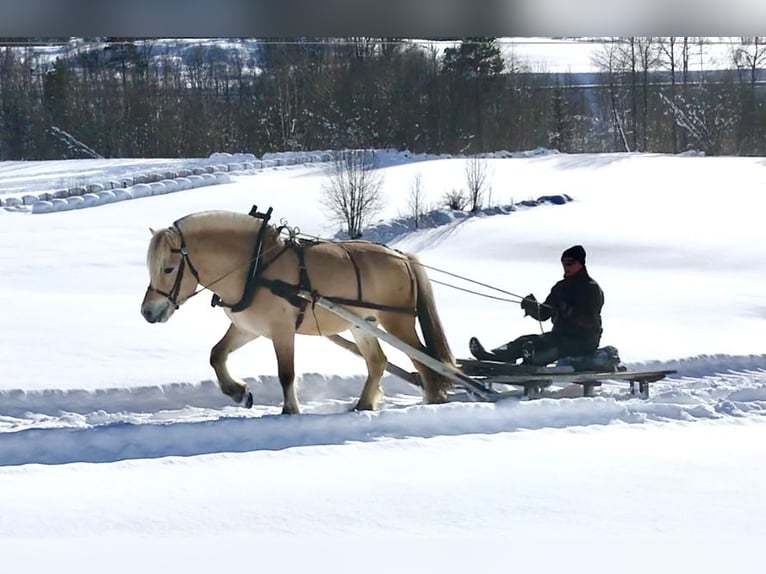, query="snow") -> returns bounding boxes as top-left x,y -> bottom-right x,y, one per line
1,149 -> 765,572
